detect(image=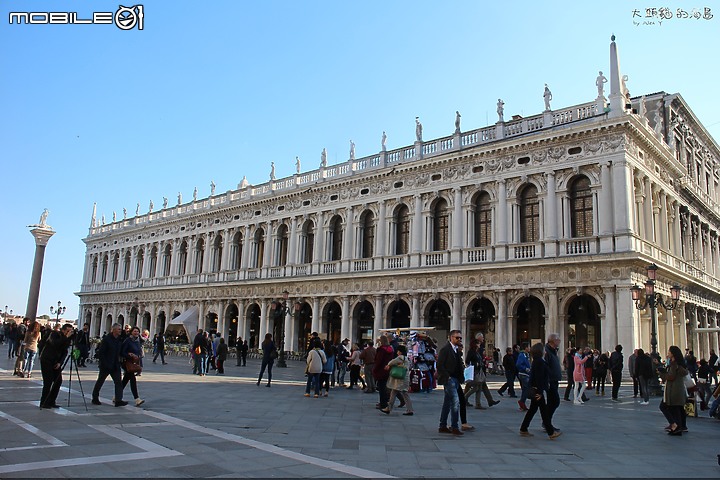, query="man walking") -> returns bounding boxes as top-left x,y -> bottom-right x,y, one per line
152,331 -> 167,364
436,330 -> 464,436
544,333 -> 562,427
91,323 -> 127,407
359,341 -> 376,393
609,344 -> 624,402
498,347 -> 517,397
